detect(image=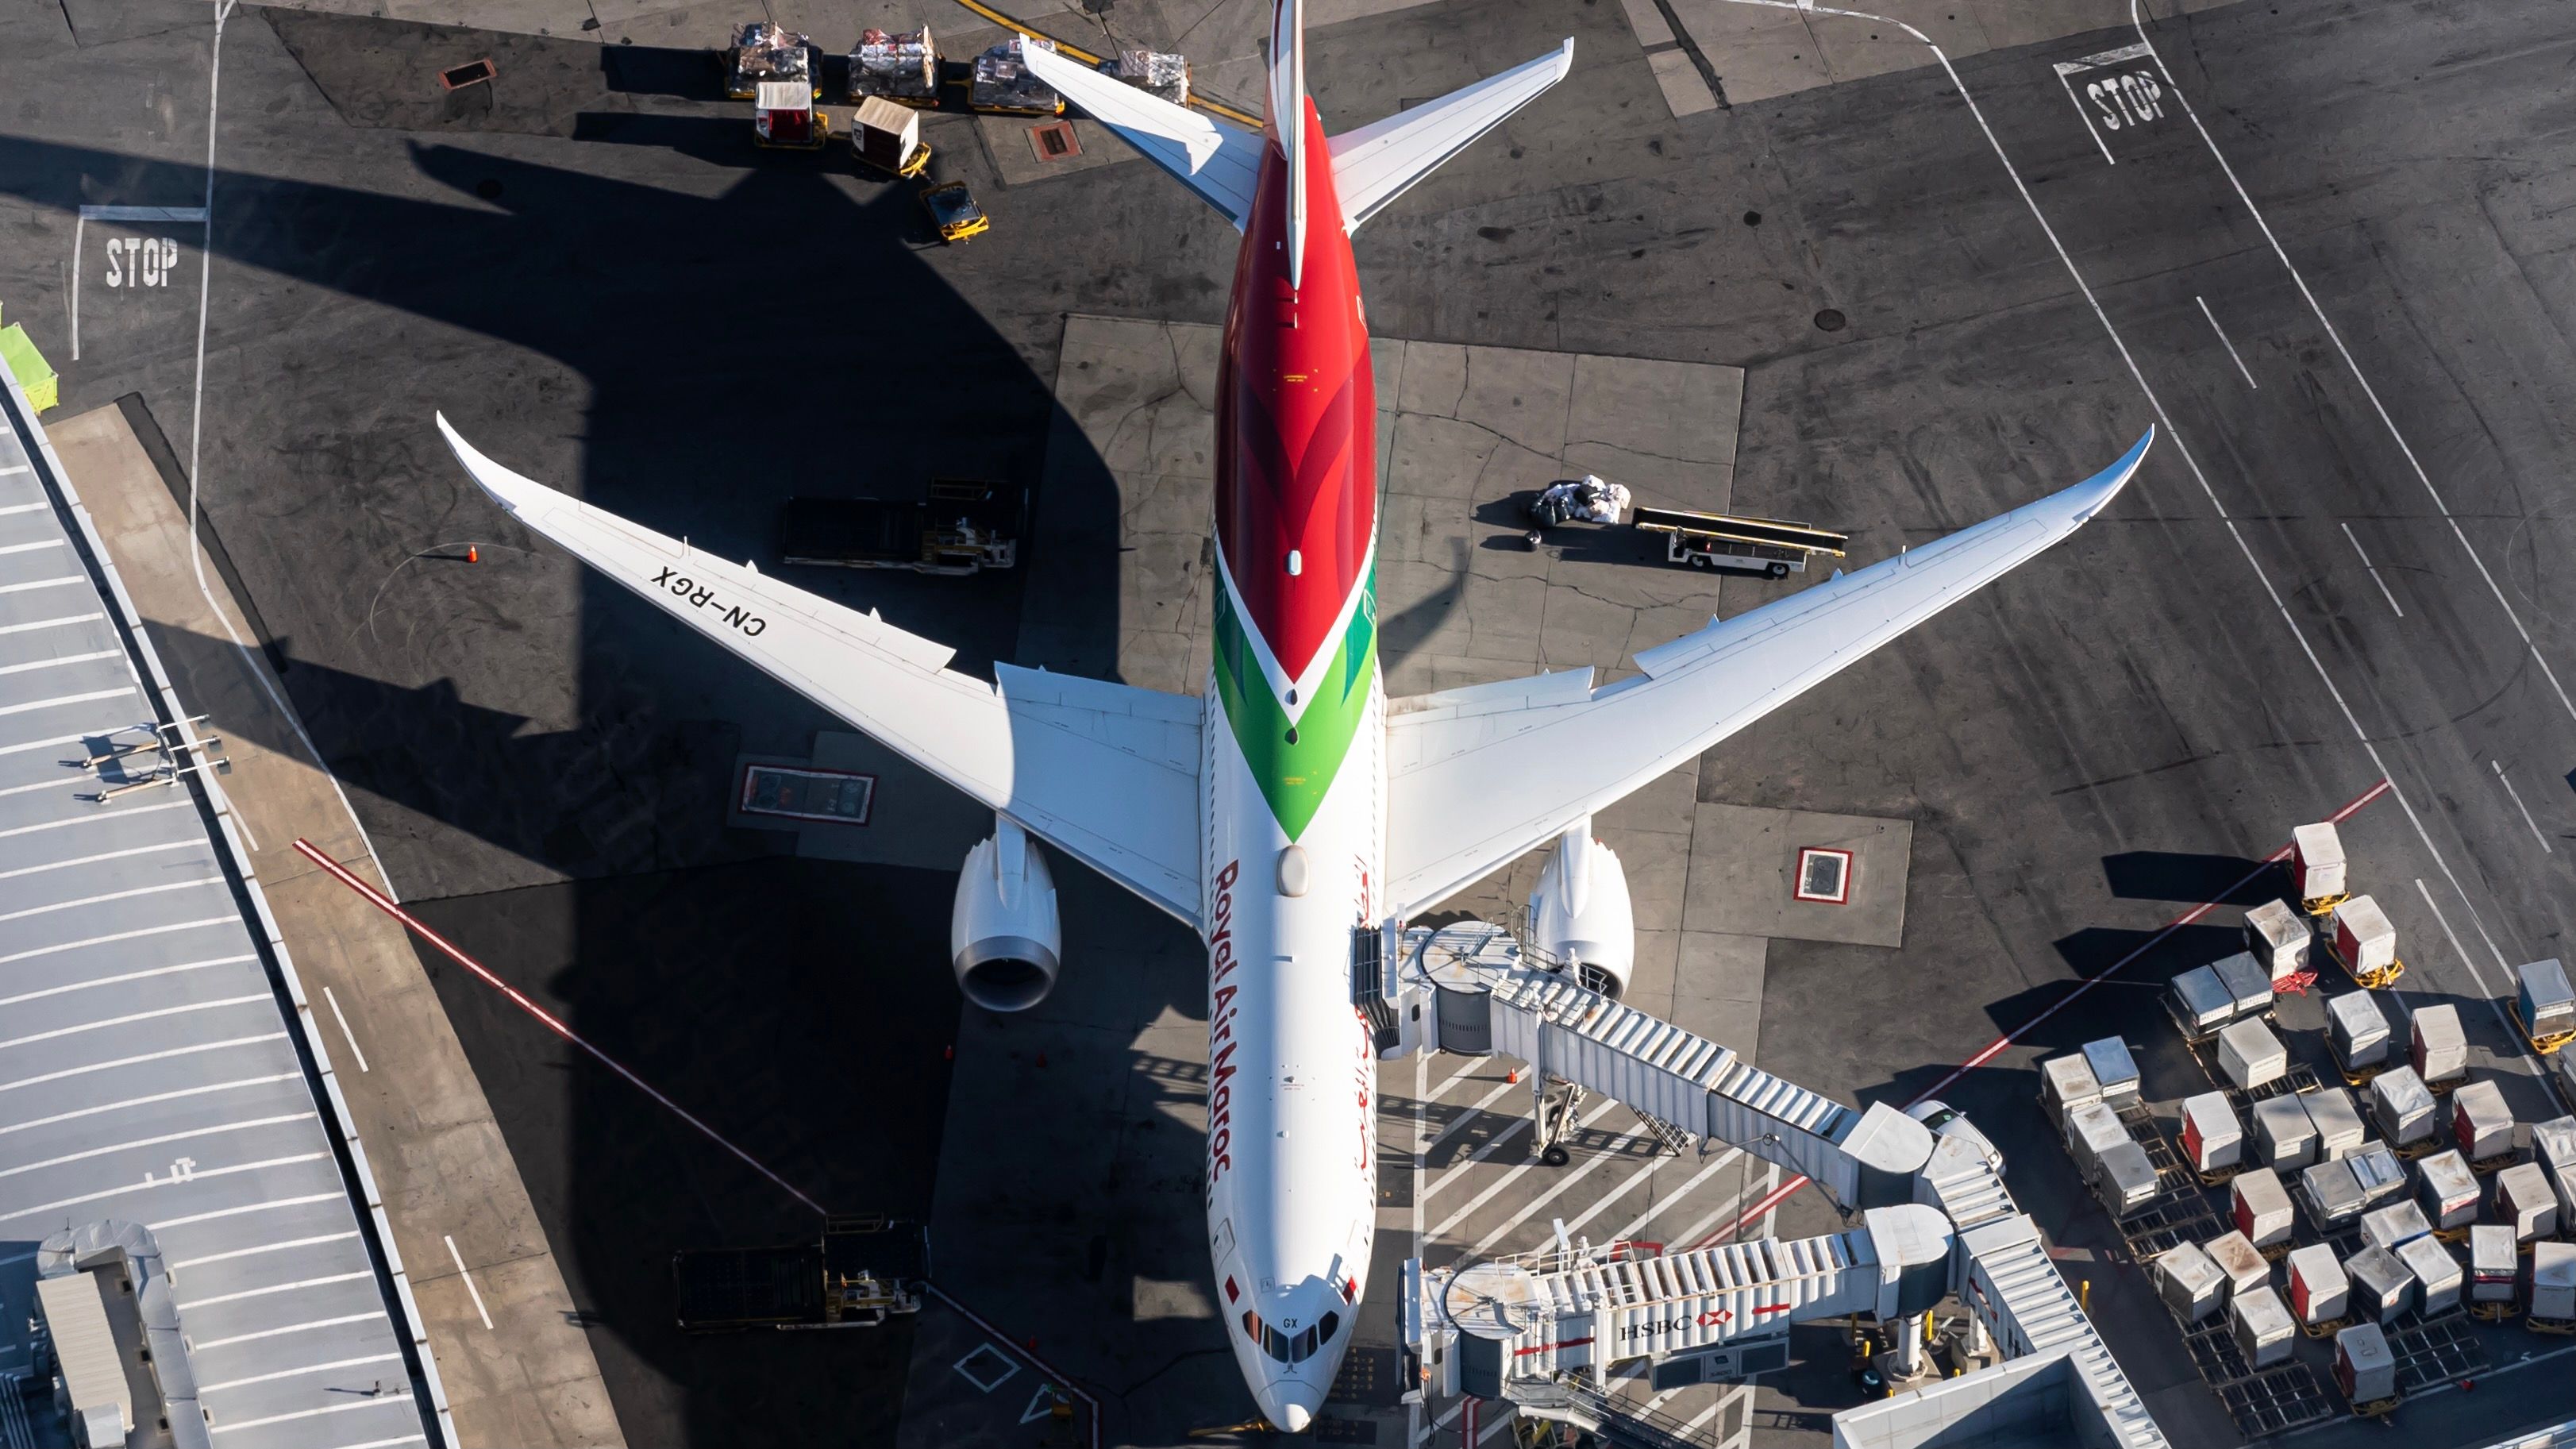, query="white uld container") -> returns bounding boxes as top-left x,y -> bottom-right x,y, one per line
2293,822 -> 2347,902
2305,1087 -> 2368,1159
2532,1241 -> 2576,1321
2327,991 -> 2392,1072
2212,952 -> 2275,1019
2361,1201 -> 2432,1254
2168,965 -> 2237,1038
2288,1243 -> 2347,1327
2219,1018 -> 2289,1092
2254,1095 -> 2320,1172
2410,1004 -> 2466,1085
2065,1100 -> 2130,1173
2157,1241 -> 2226,1323
2550,1161 -> 2576,1233
2302,1158 -> 2369,1228
2469,1225 -> 2517,1303
2246,899 -> 2311,982
2335,1322 -> 2394,1404
2536,1115 -> 2576,1178
2352,1145 -> 2408,1207
2233,1167 -> 2295,1247
2519,958 -> 2575,1040
2333,895 -> 2396,977
2451,1079 -> 2513,1160
2182,1092 -> 2243,1174
2094,1141 -> 2160,1220
2040,1052 -> 2104,1125
2082,1037 -> 2142,1104
2207,1231 -> 2270,1297
2347,1244 -> 2413,1324
2495,1162 -> 2558,1242
2370,1067 -> 2439,1147
2231,1285 -> 2296,1369
2417,1150 -> 2479,1231
2395,1235 -> 2461,1316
